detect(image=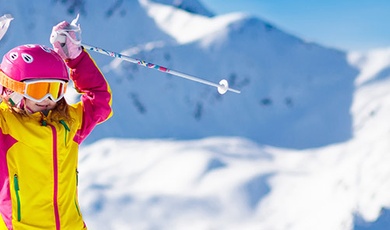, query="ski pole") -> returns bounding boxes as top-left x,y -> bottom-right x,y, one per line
54,14 -> 241,94
81,43 -> 241,94
0,14 -> 13,41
